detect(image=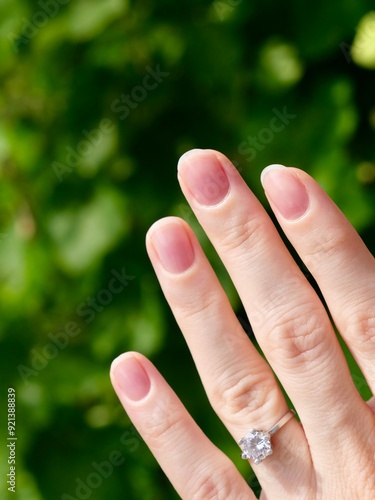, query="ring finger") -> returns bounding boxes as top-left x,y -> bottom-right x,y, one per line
146,217 -> 310,497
